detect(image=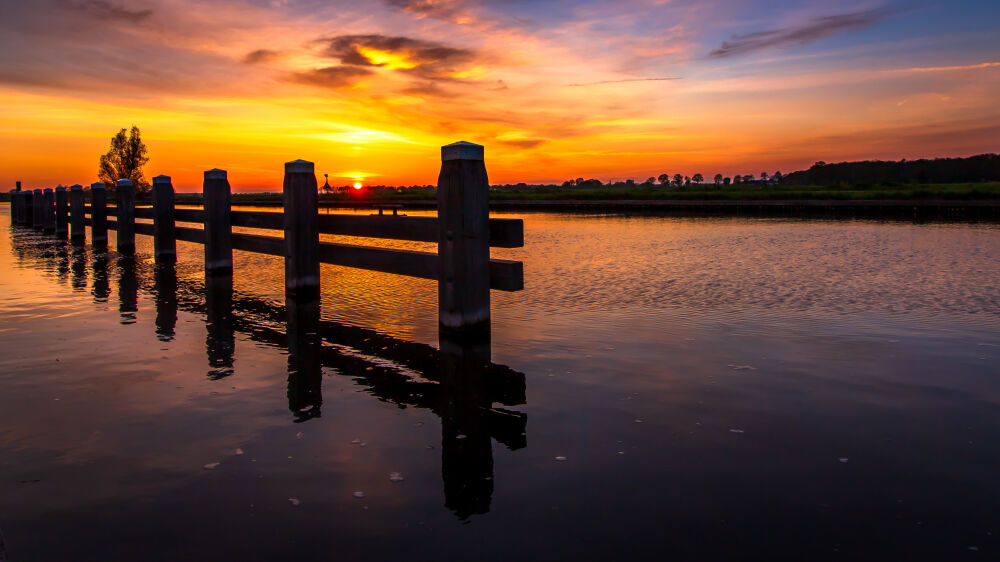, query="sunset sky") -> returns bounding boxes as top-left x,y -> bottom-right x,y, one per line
1,0 -> 998,191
